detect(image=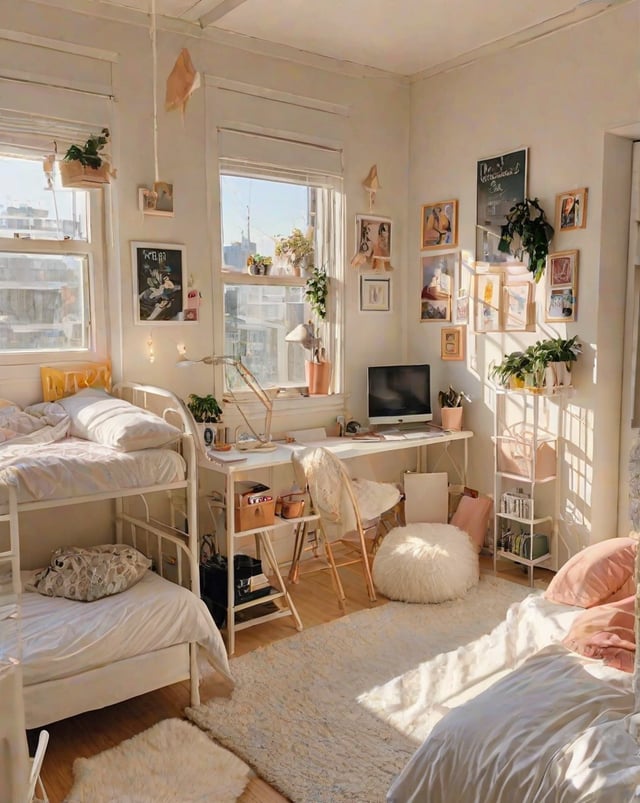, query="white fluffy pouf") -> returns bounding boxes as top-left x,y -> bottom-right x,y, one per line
372,523 -> 479,603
